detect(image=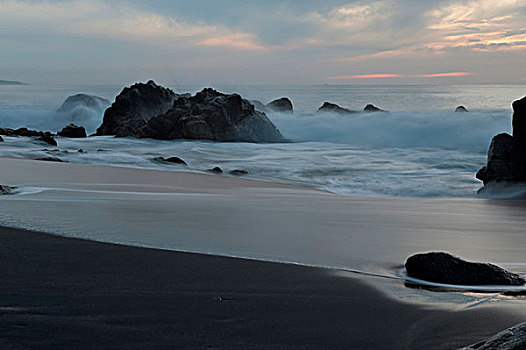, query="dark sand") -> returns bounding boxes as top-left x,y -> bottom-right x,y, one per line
0,226 -> 522,349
